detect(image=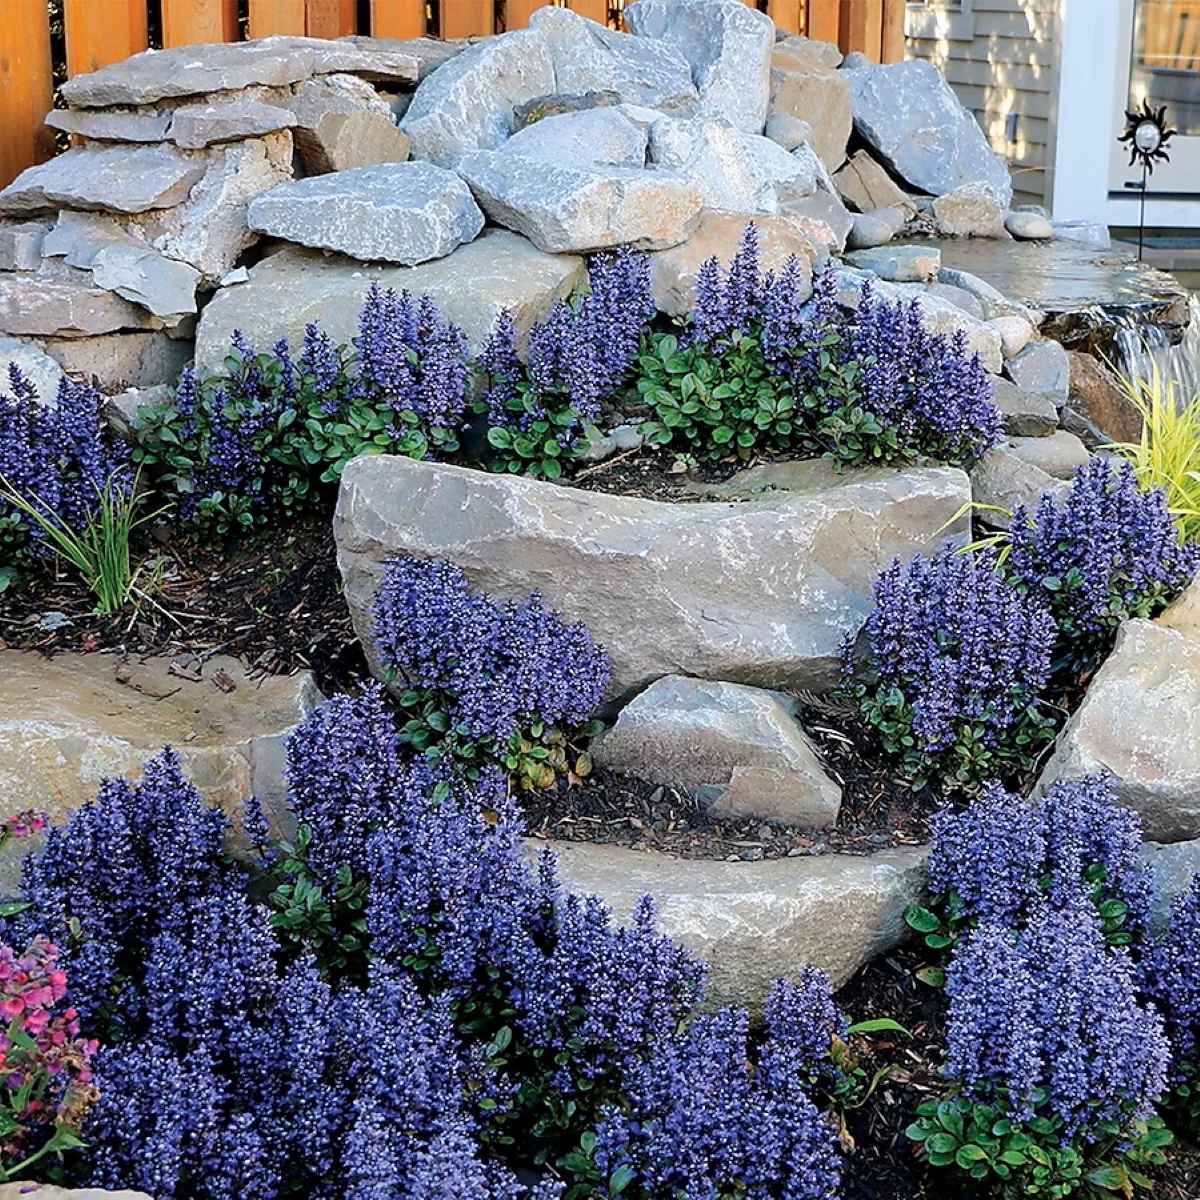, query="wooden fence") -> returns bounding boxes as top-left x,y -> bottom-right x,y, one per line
0,0 -> 906,189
